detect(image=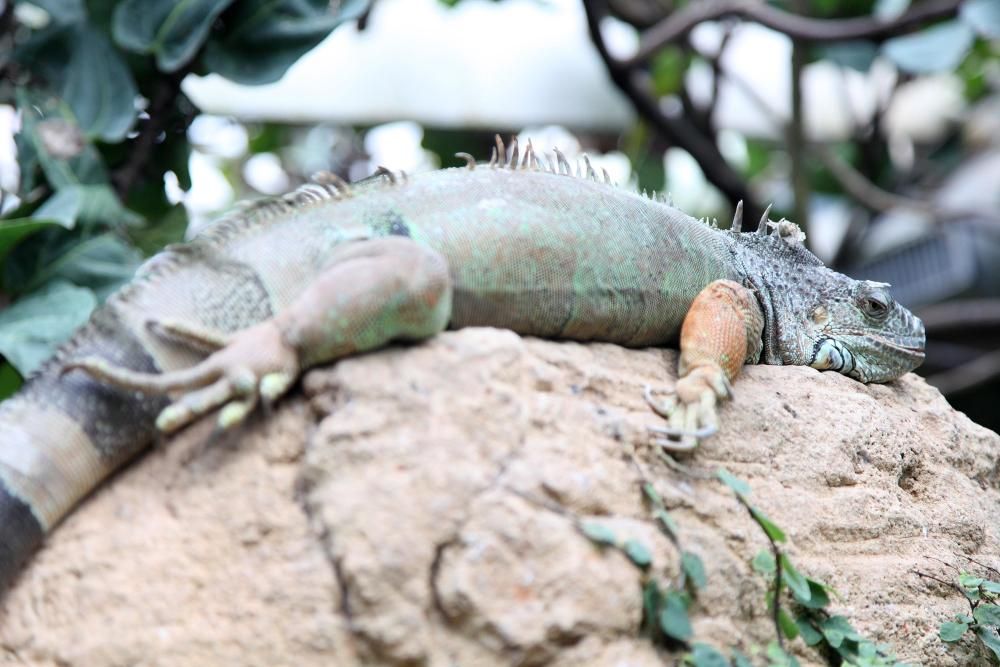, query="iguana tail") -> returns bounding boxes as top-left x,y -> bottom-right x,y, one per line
0,306 -> 167,594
